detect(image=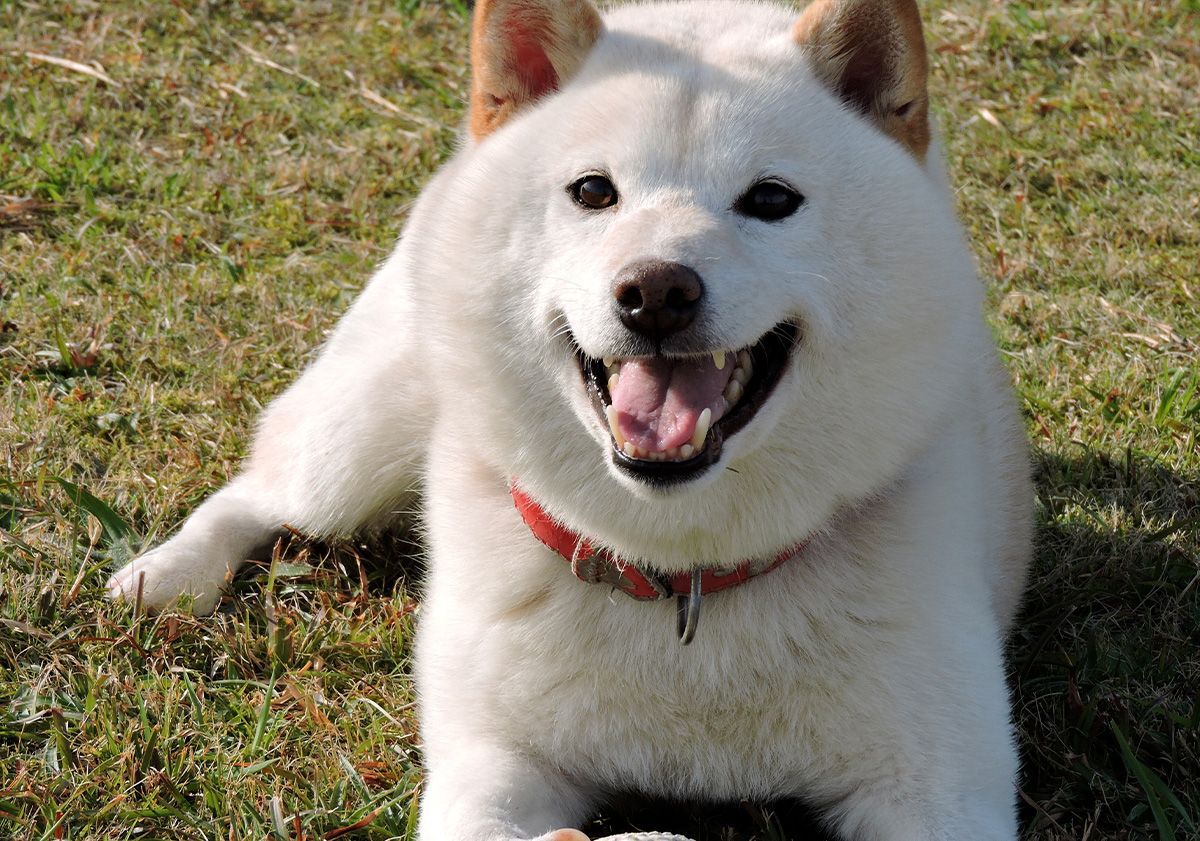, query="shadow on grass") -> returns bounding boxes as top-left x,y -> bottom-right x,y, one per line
227,520 -> 425,605
1013,447 -> 1199,839
585,797 -> 830,841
